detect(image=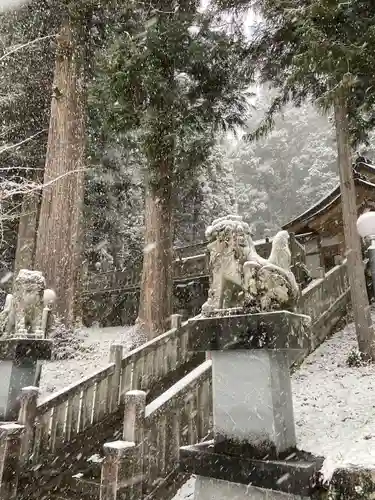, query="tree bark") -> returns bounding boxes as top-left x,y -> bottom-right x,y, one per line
34,19 -> 87,326
334,96 -> 375,360
14,192 -> 41,276
138,158 -> 174,339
